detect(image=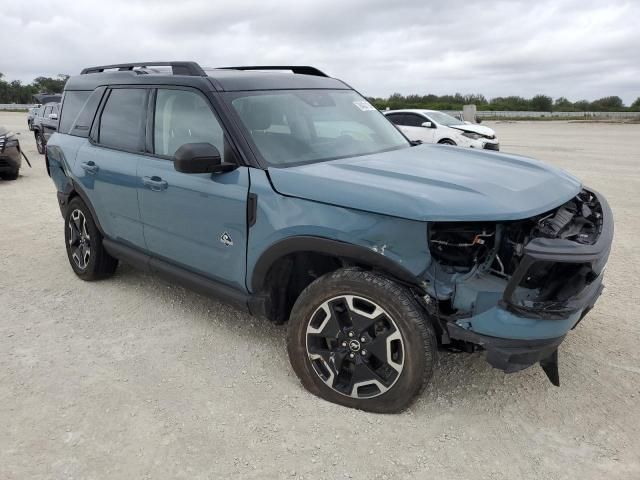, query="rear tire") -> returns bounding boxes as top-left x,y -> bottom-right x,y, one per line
287,268 -> 437,413
35,131 -> 45,154
64,197 -> 118,280
439,139 -> 456,146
